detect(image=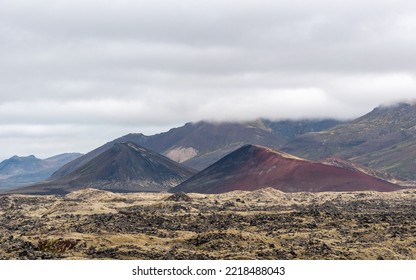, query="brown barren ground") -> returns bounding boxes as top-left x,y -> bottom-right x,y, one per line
1,188 -> 415,260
